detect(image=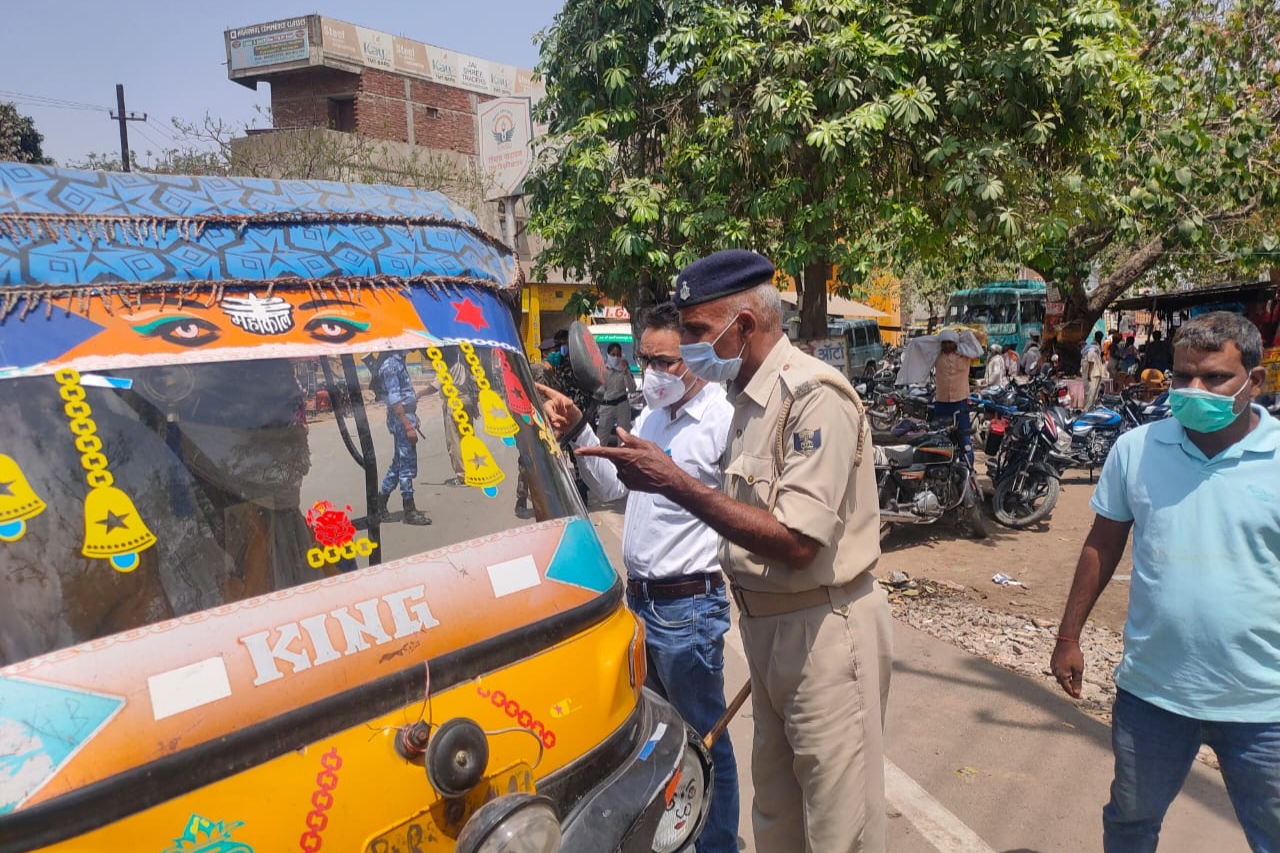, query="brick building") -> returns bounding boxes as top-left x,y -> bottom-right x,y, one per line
225,16 -> 579,351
